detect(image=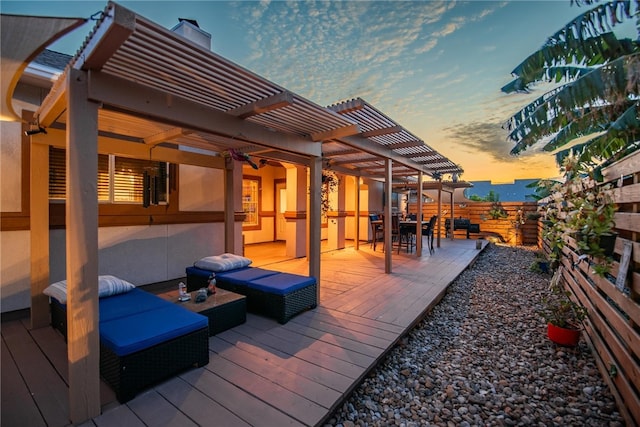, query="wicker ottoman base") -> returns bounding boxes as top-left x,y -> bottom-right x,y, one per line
50,295 -> 209,403
100,327 -> 209,403
246,282 -> 318,324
